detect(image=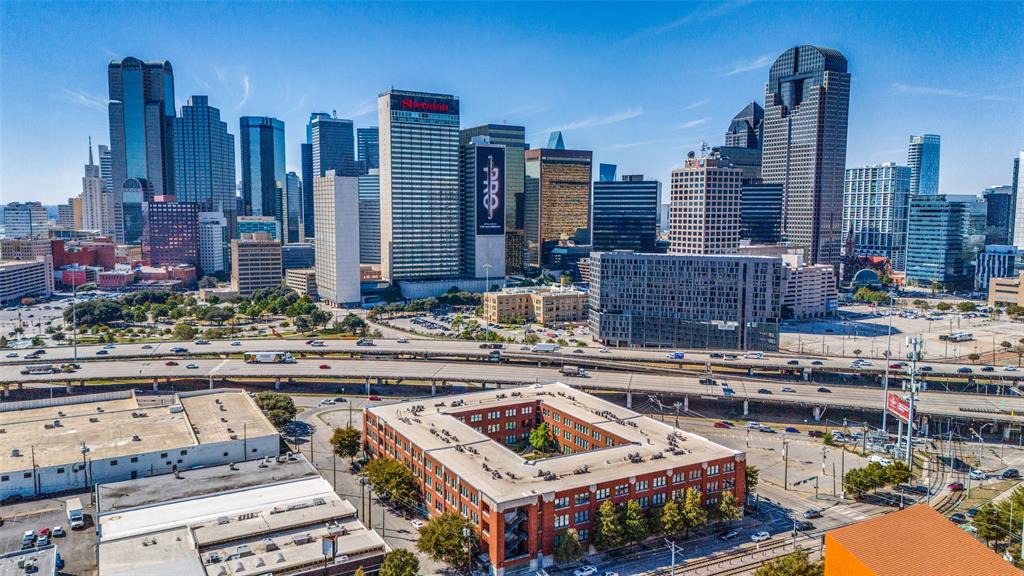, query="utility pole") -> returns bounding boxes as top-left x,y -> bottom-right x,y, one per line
665,539 -> 682,575
783,435 -> 790,490
881,291 -> 894,432
905,336 -> 924,468
72,281 -> 78,364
